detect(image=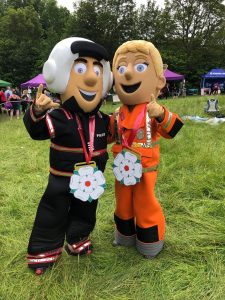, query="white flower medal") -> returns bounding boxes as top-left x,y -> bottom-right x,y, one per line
112,106 -> 147,186
69,114 -> 106,202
